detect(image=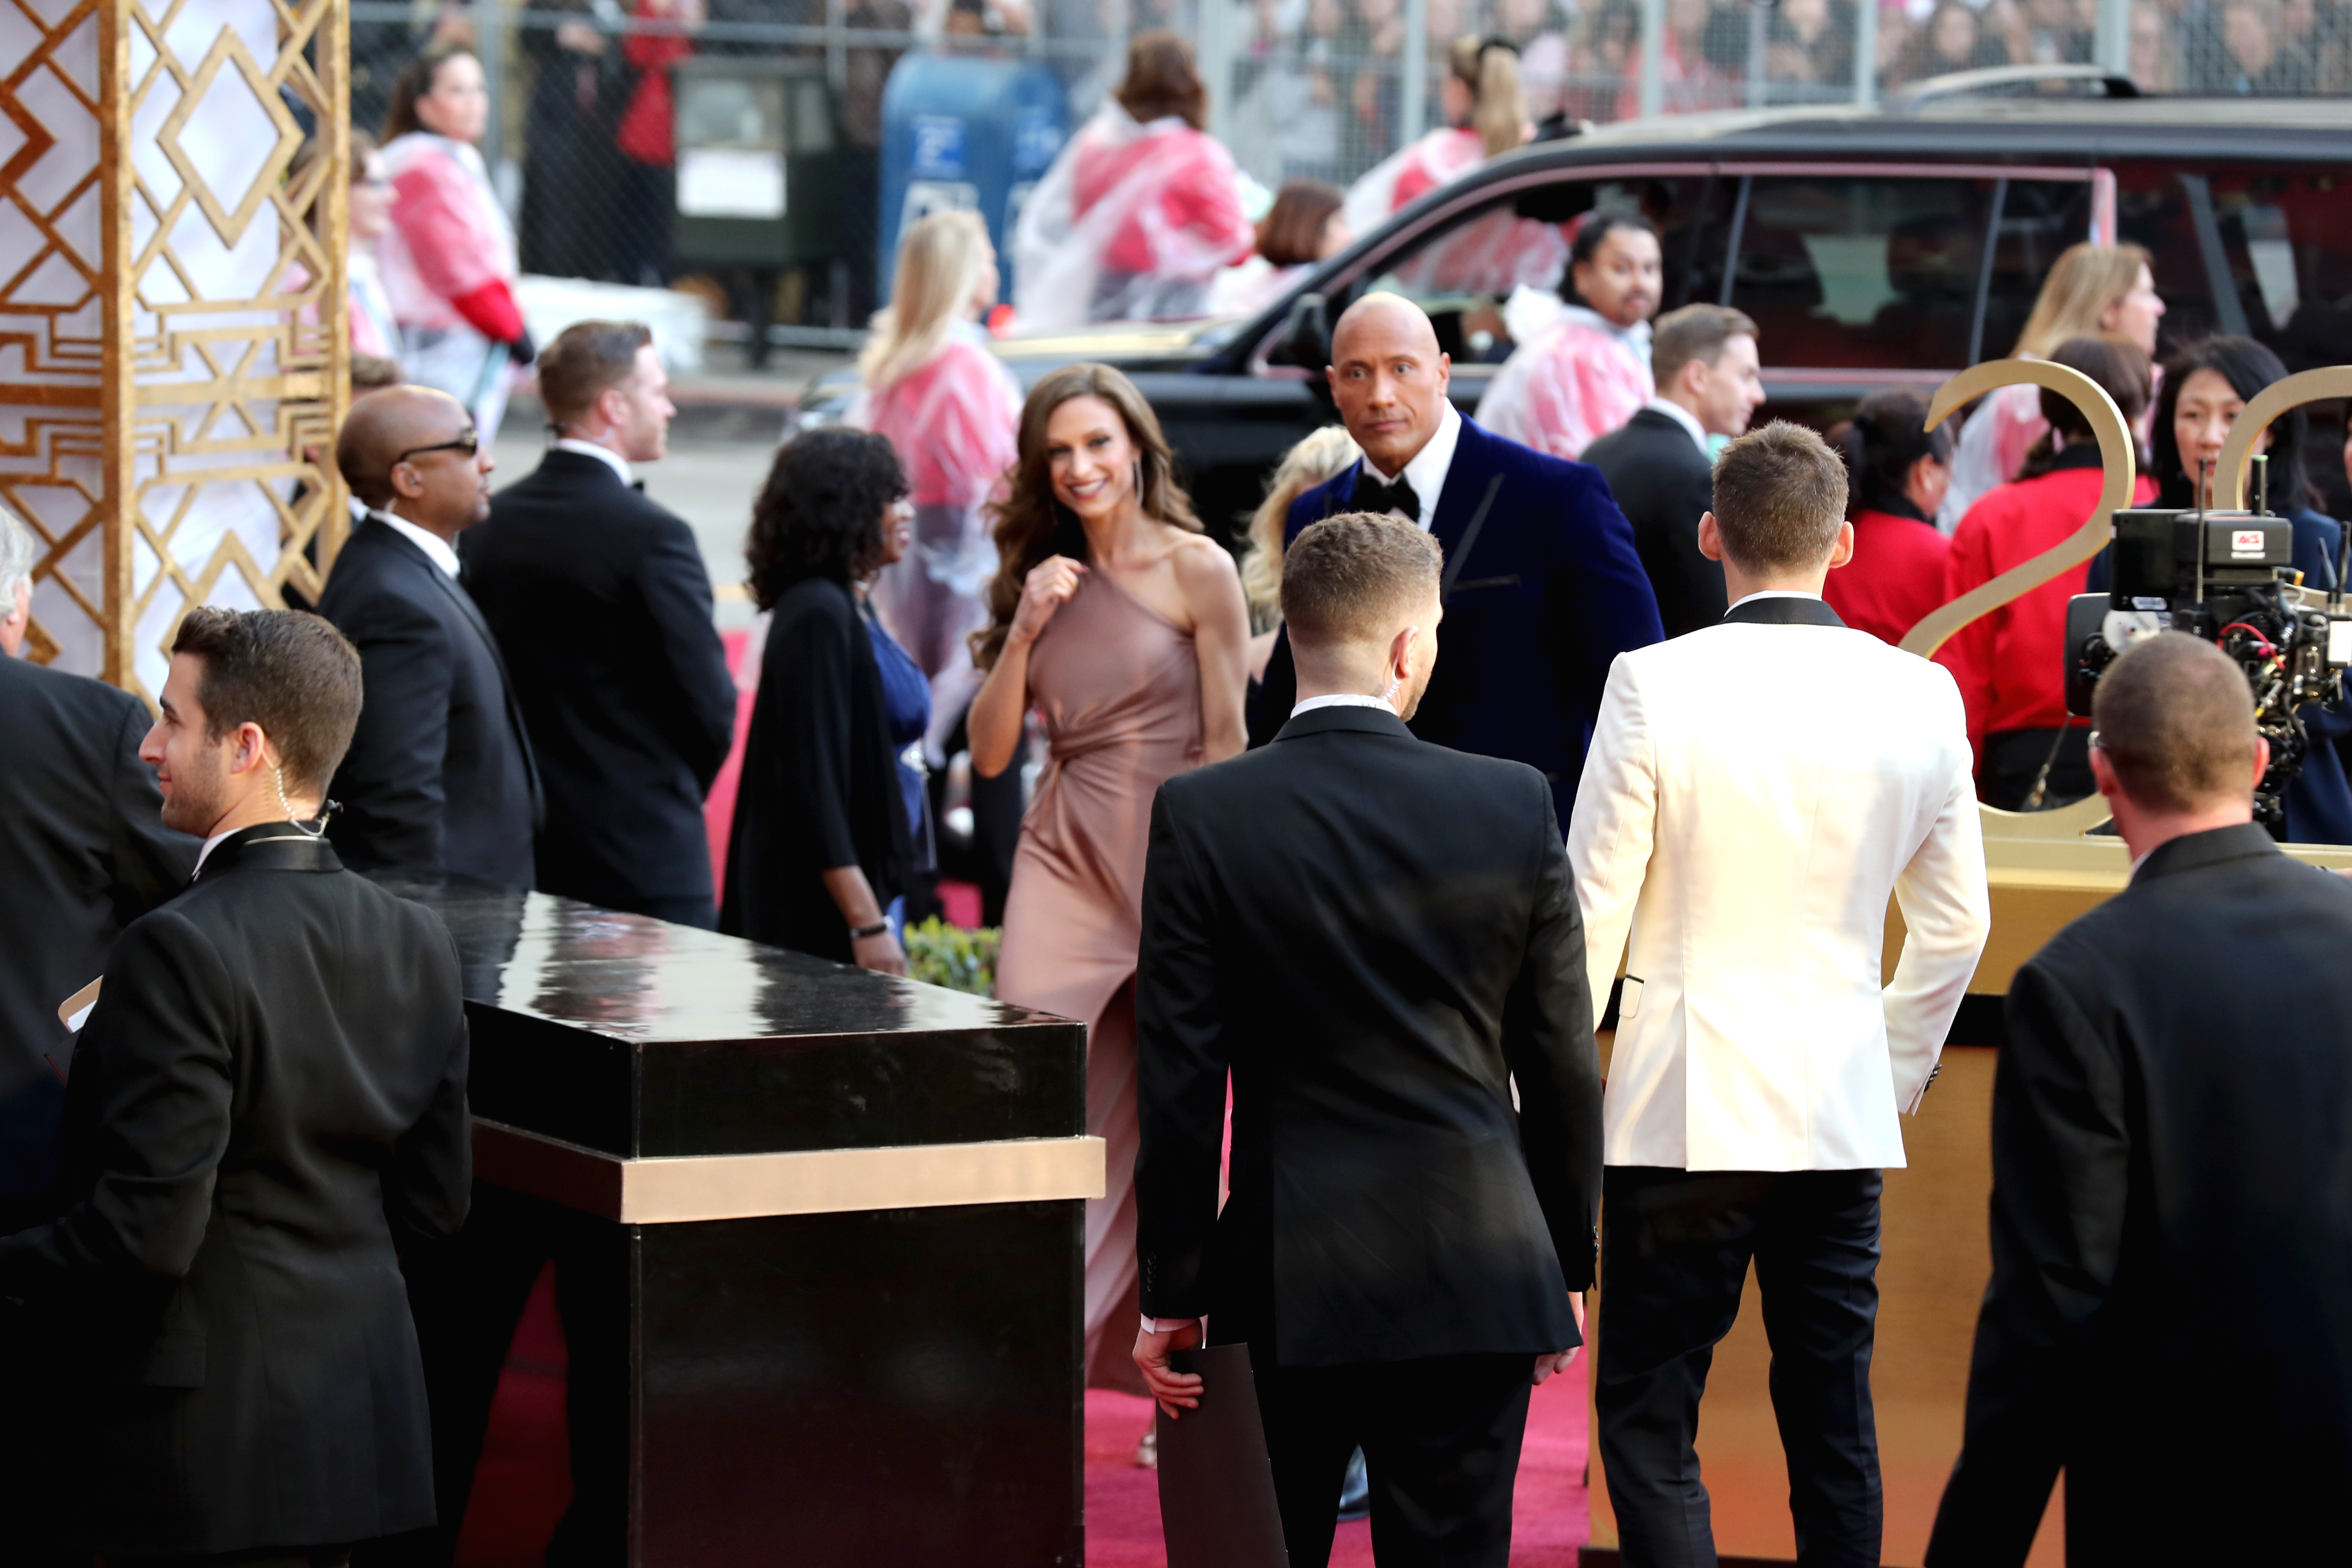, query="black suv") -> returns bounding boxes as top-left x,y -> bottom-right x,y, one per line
804,88 -> 2352,544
